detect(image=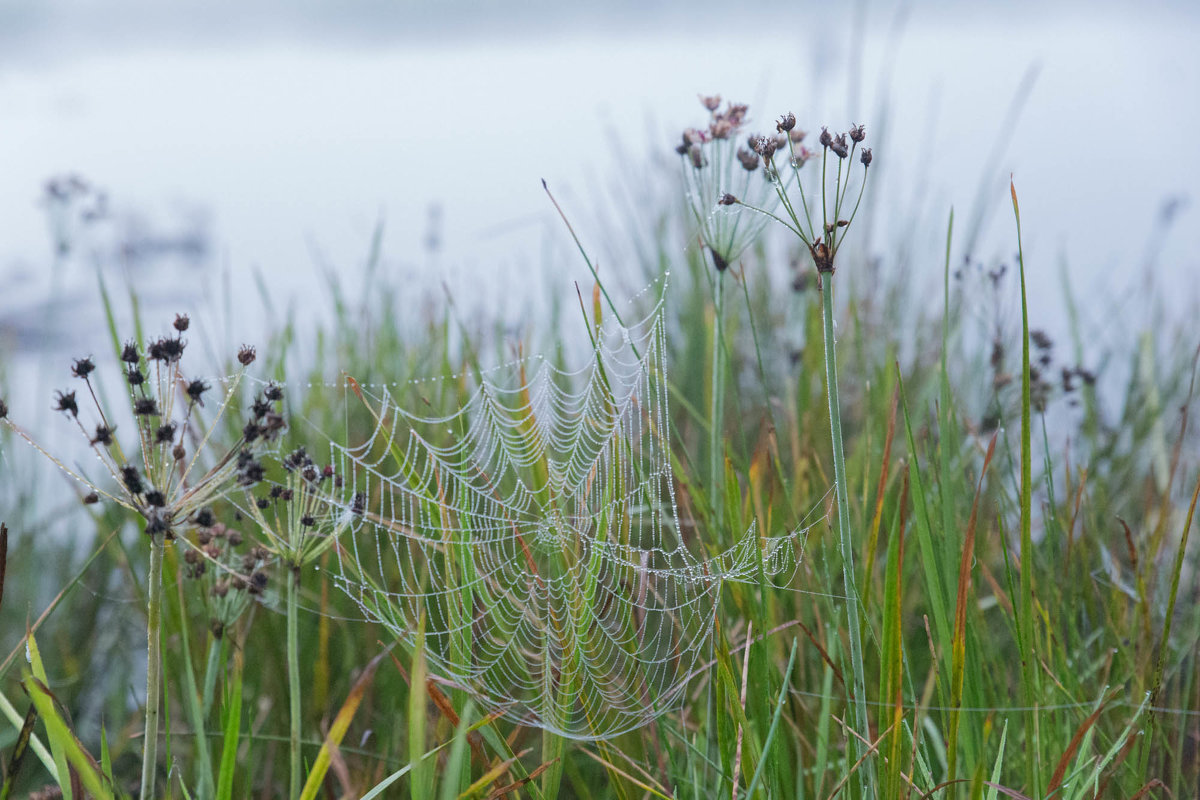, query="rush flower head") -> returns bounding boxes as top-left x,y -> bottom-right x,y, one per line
676,97 -> 779,272
6,314 -> 286,544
